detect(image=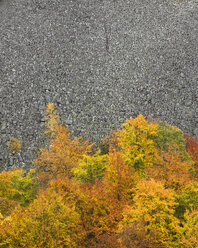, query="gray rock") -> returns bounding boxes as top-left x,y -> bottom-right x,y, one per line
1,122 -> 6,130
194,128 -> 198,138
0,0 -> 198,171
